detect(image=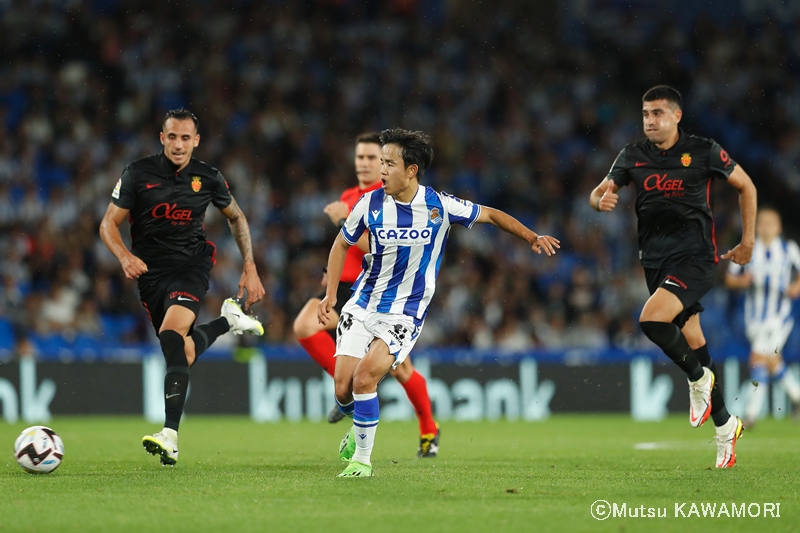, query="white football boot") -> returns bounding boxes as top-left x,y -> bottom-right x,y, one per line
714,416 -> 744,468
142,429 -> 179,466
221,297 -> 264,336
688,367 -> 714,427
